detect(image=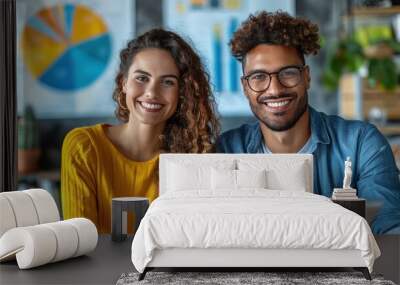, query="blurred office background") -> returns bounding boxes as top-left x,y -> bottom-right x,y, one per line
13,0 -> 400,206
